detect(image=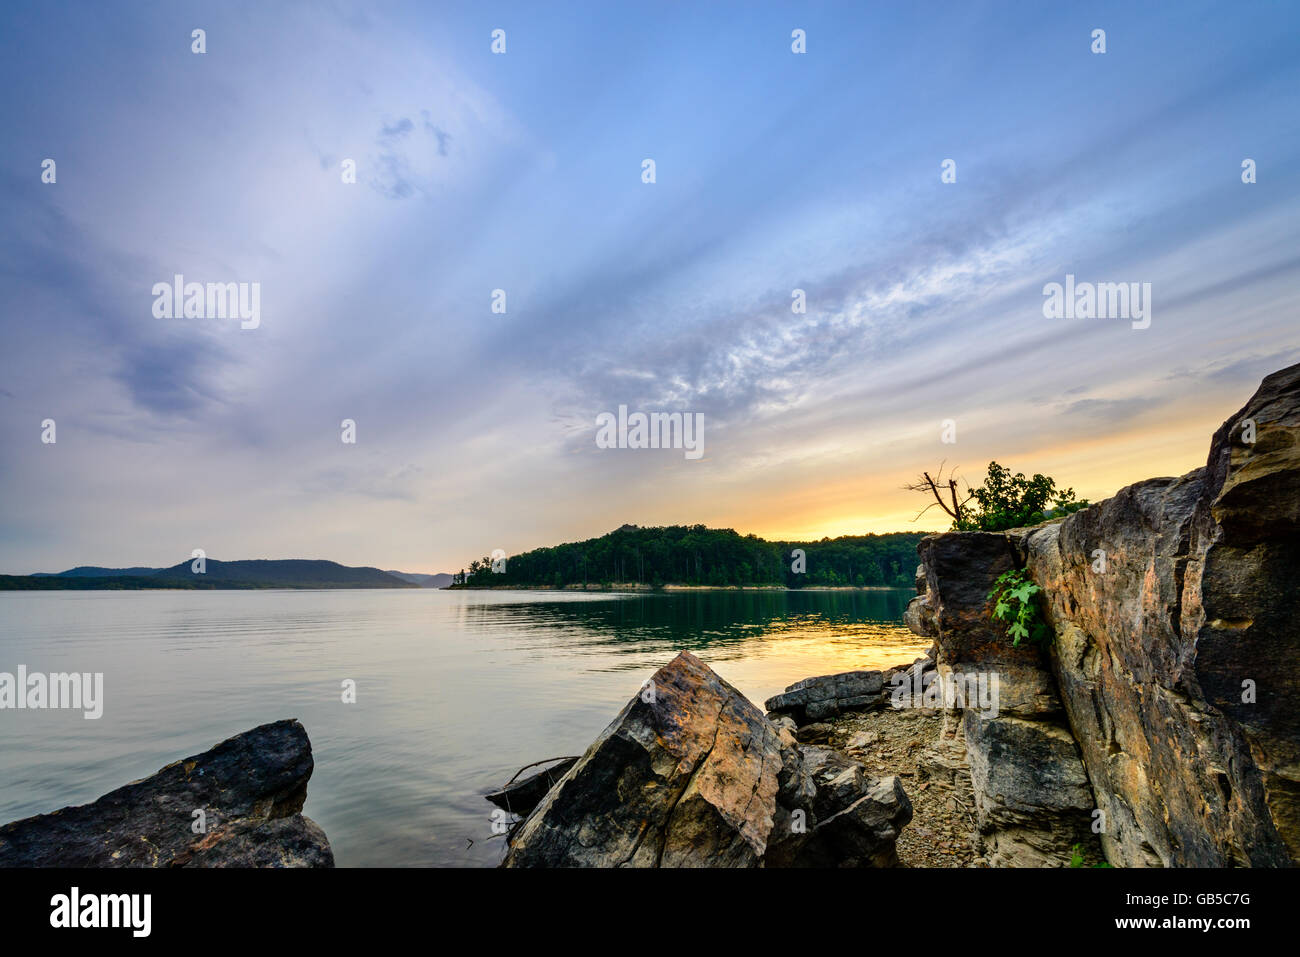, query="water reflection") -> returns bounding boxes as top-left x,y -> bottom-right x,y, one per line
0,588 -> 925,867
